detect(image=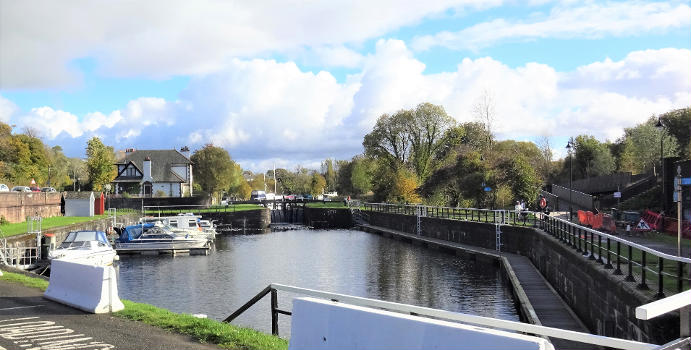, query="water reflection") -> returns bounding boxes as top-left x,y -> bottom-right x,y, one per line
116,229 -> 519,335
